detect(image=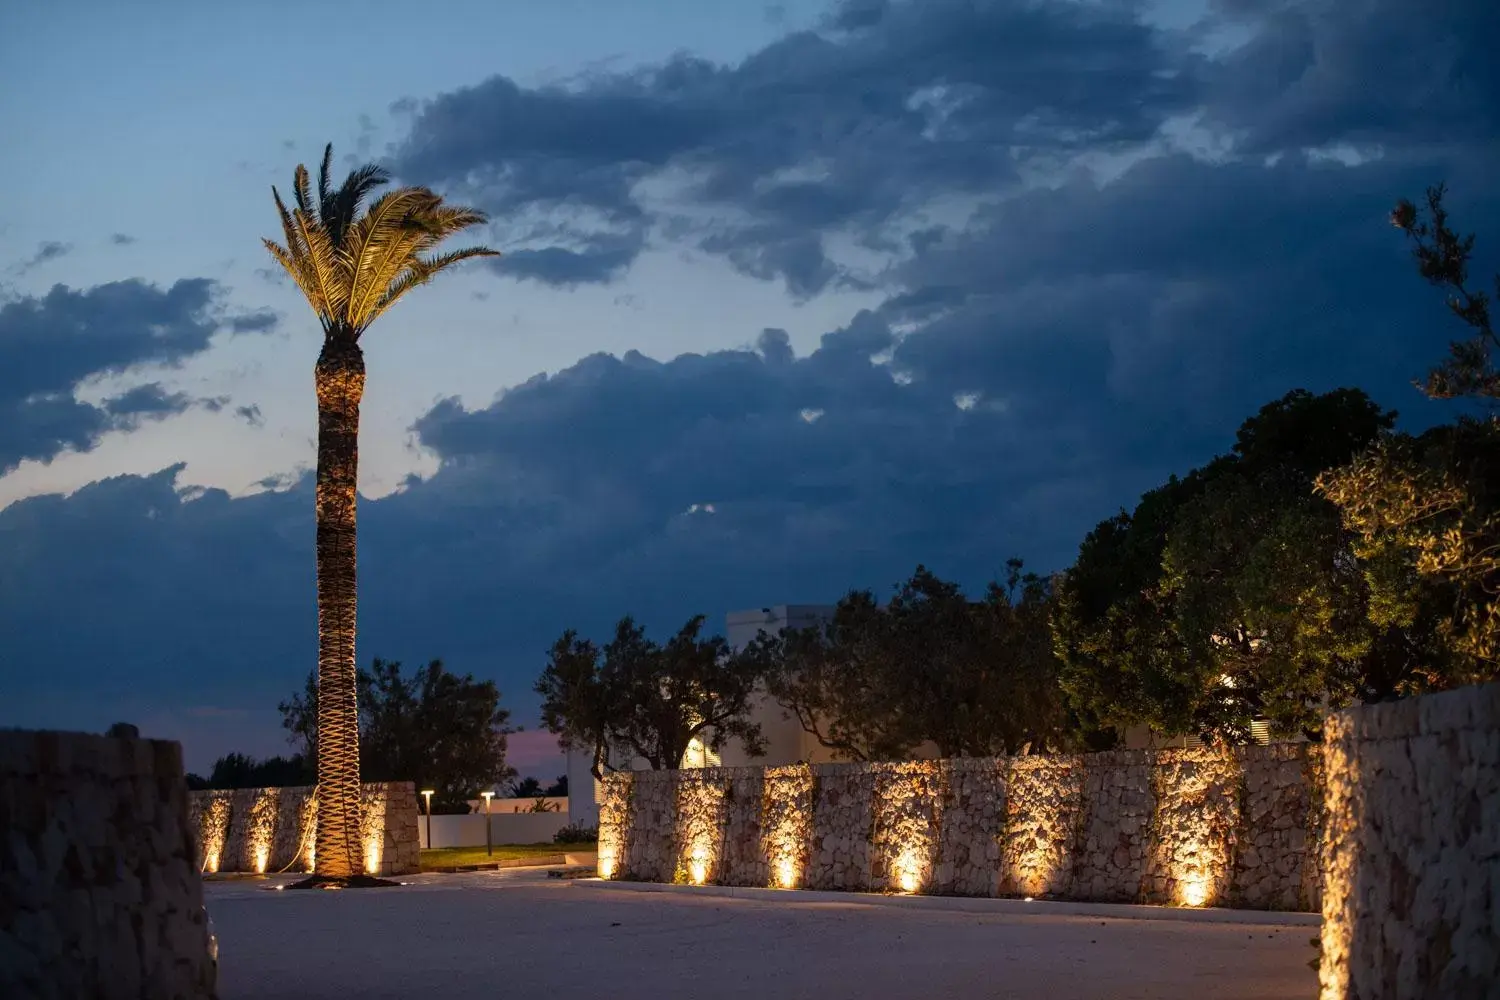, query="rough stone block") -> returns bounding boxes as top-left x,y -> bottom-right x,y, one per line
1,730 -> 214,1000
